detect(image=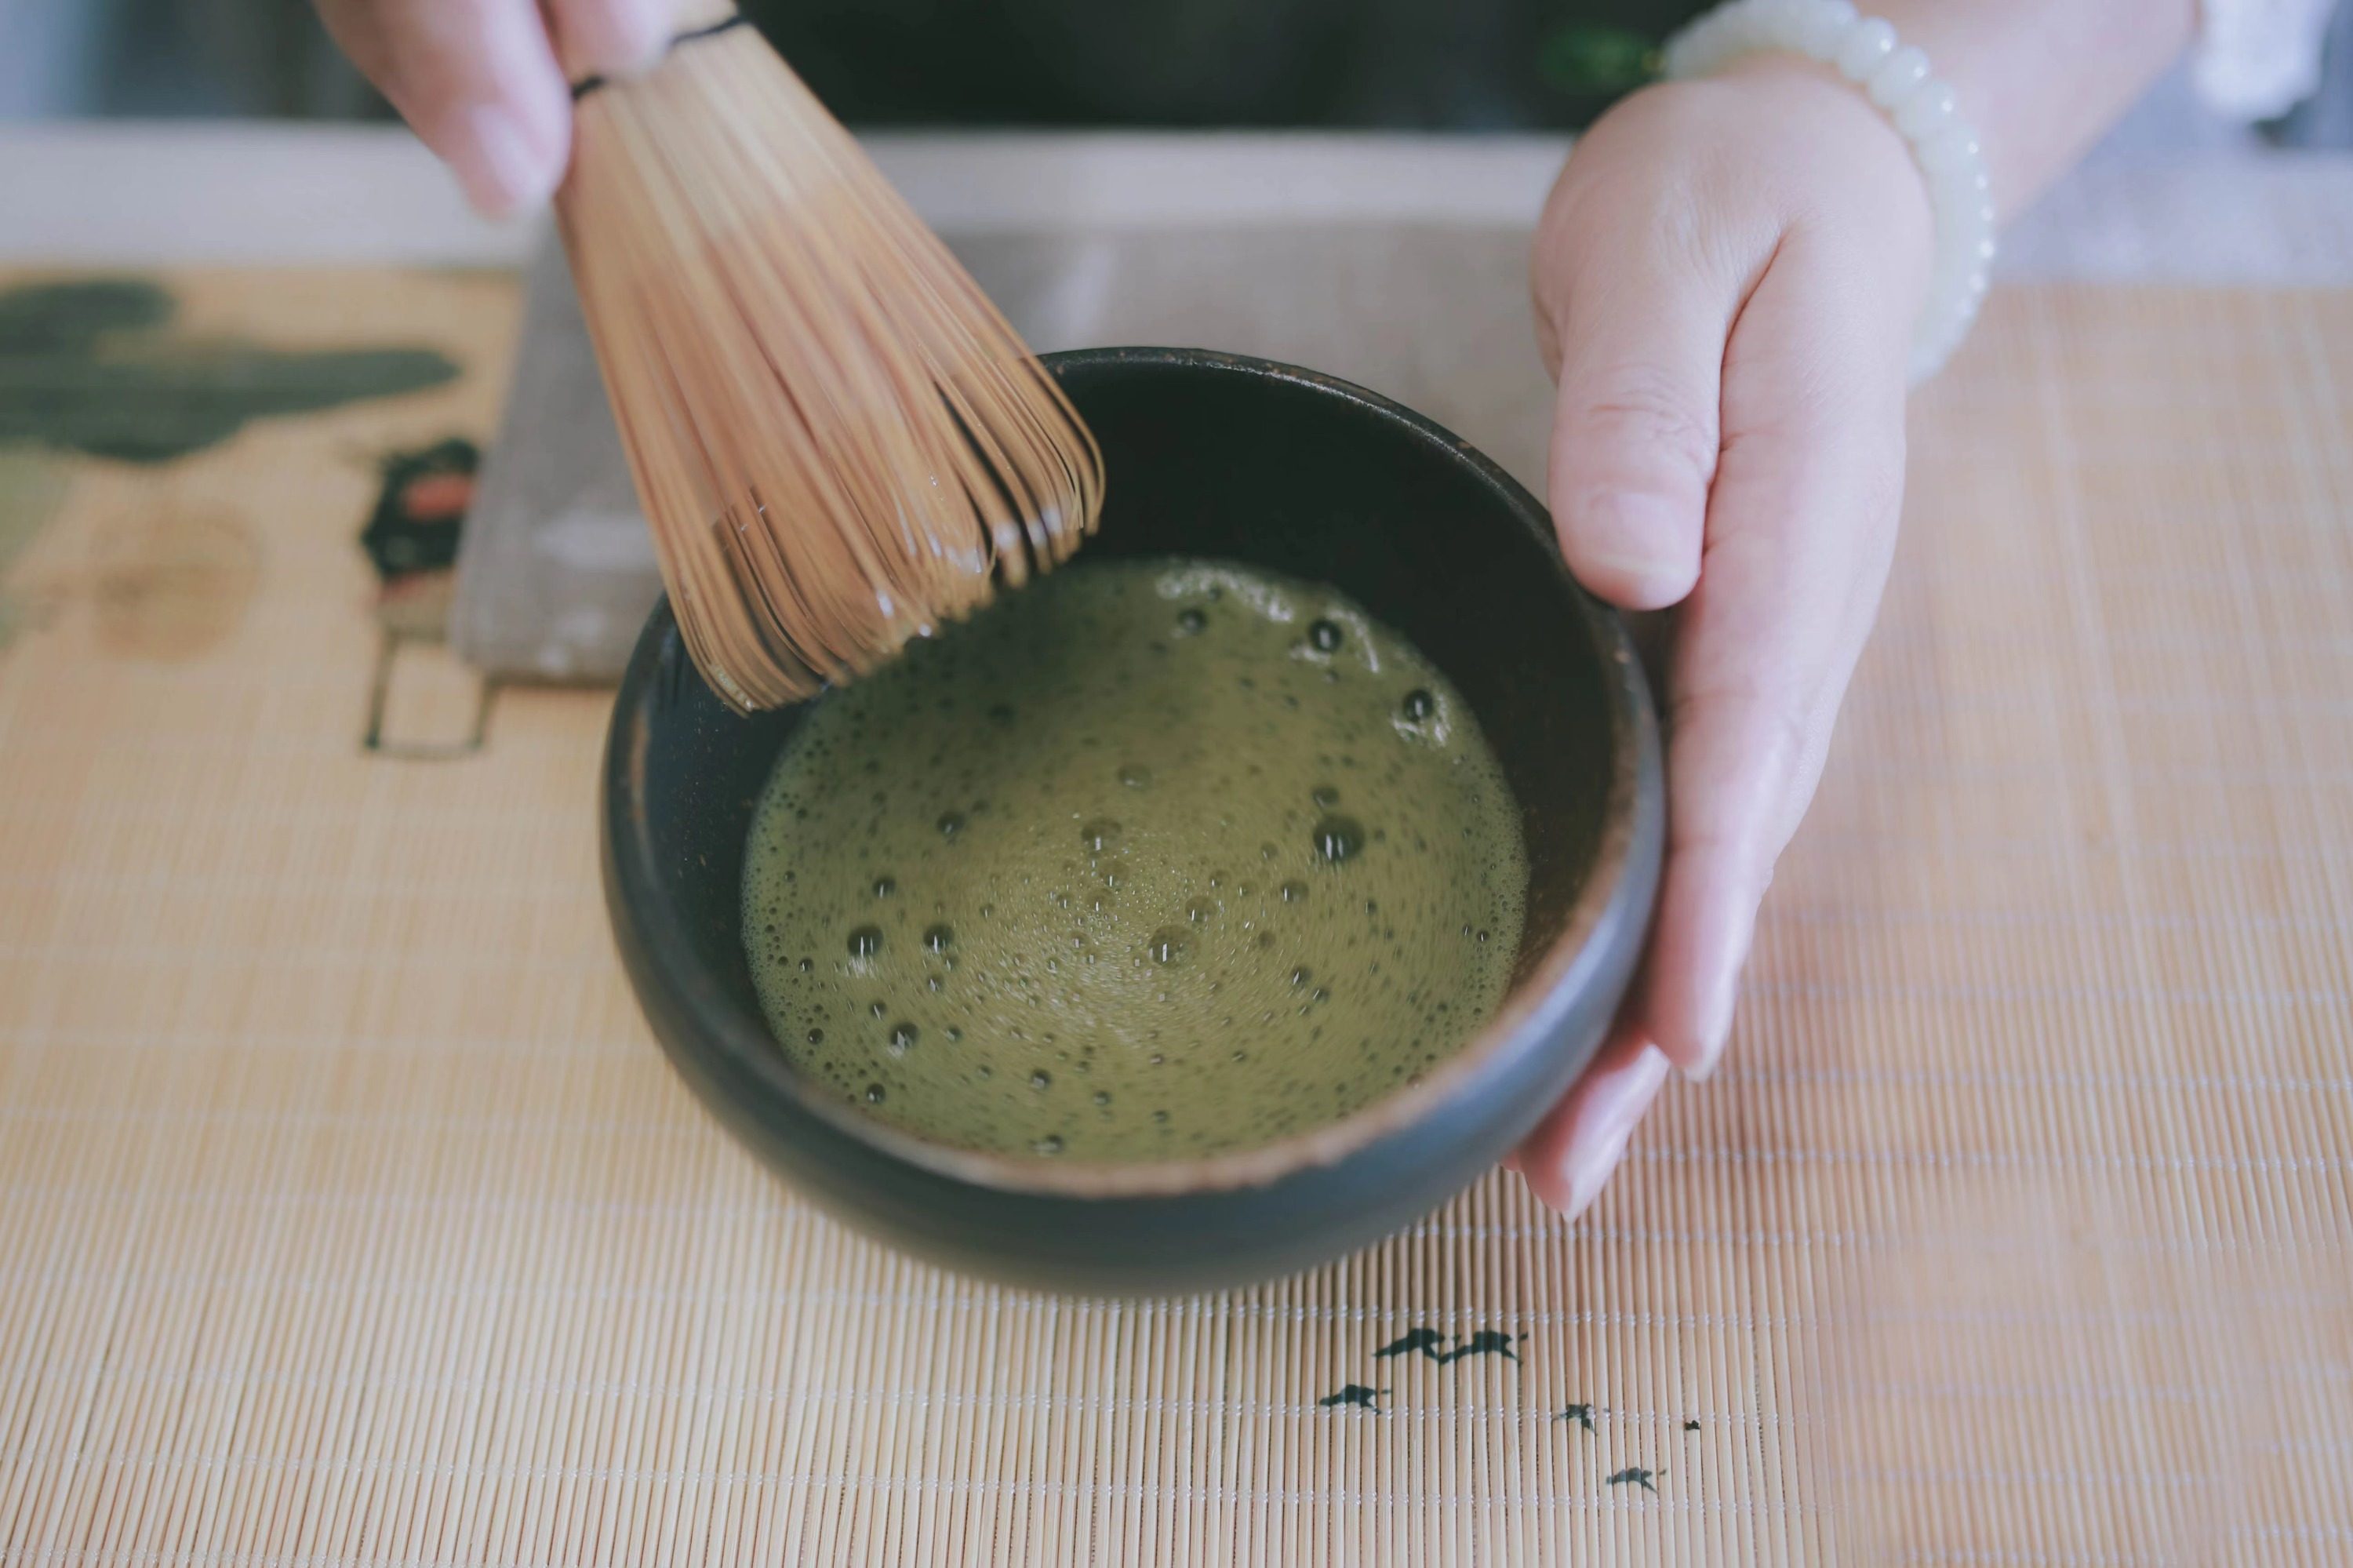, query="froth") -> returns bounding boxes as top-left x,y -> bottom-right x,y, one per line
741,558 -> 1529,1162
